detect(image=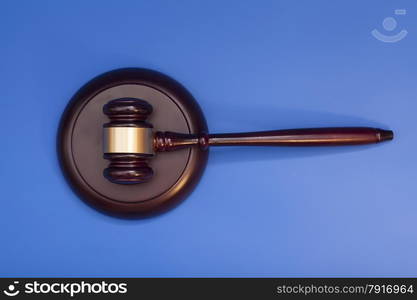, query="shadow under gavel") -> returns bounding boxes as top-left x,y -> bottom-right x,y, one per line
103,98 -> 393,184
